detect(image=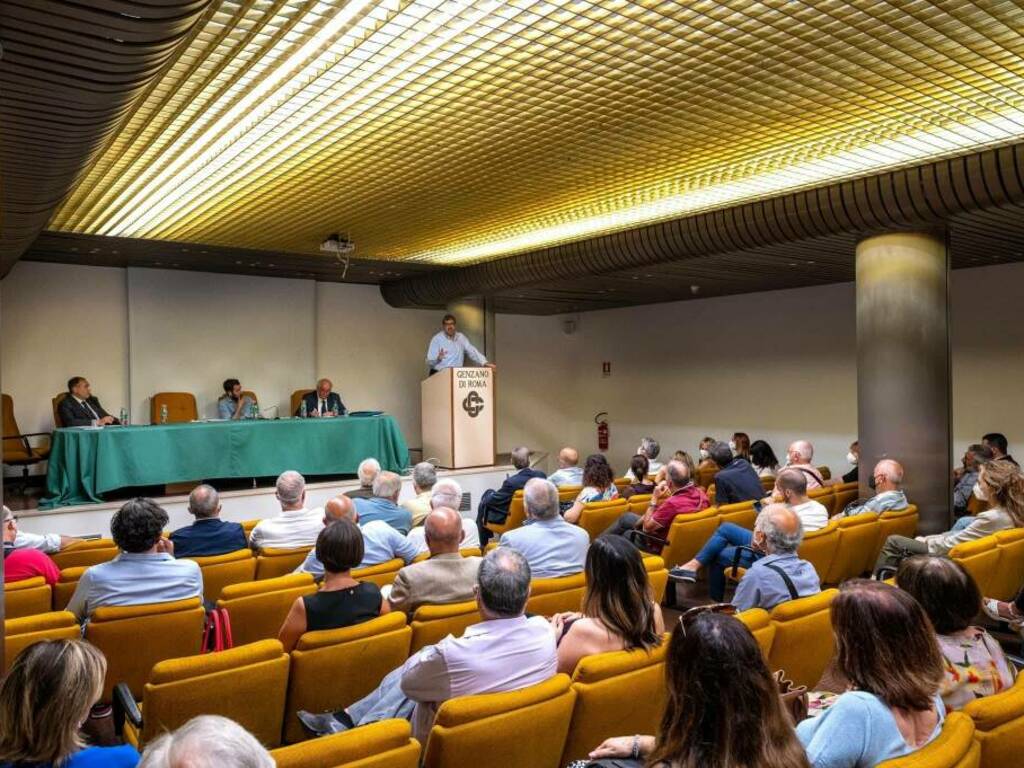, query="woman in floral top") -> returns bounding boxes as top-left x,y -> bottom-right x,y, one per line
896,555 -> 1015,710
